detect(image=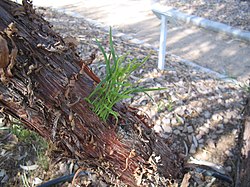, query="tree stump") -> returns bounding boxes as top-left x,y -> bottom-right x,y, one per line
0,0 -> 183,185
